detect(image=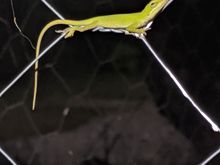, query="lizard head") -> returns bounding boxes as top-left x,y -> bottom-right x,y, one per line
143,0 -> 173,18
